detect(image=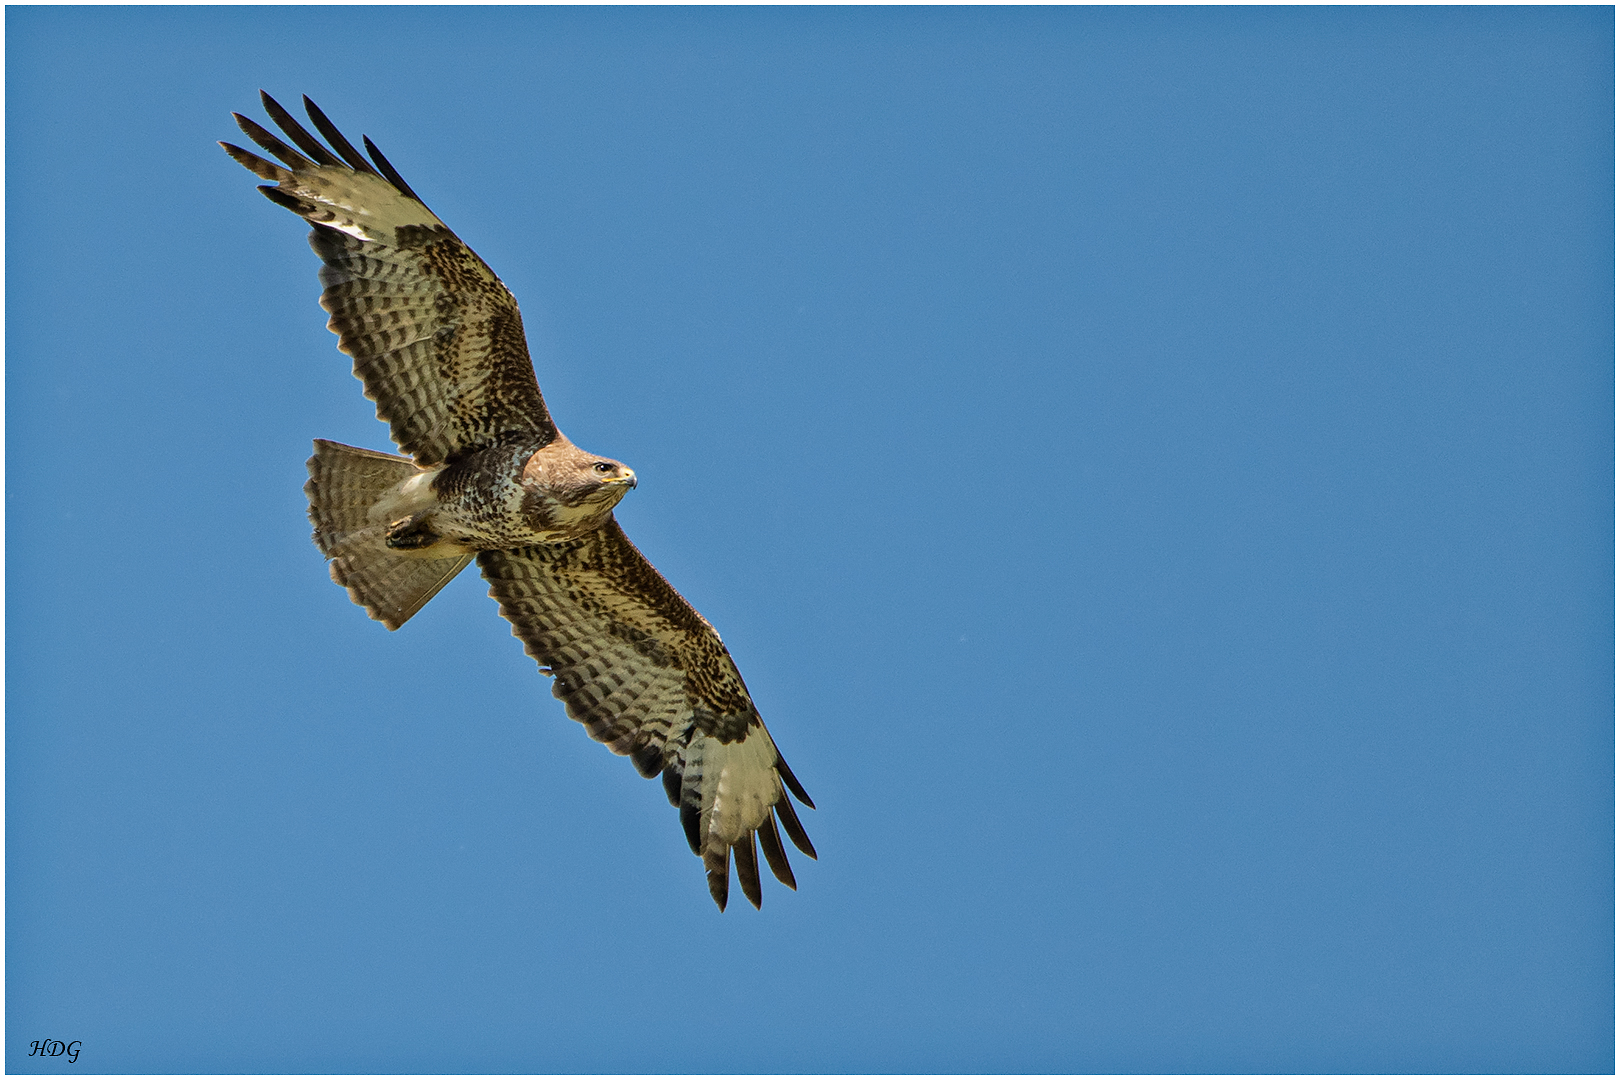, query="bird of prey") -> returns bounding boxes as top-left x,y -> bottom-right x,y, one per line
221,92 -> 814,911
